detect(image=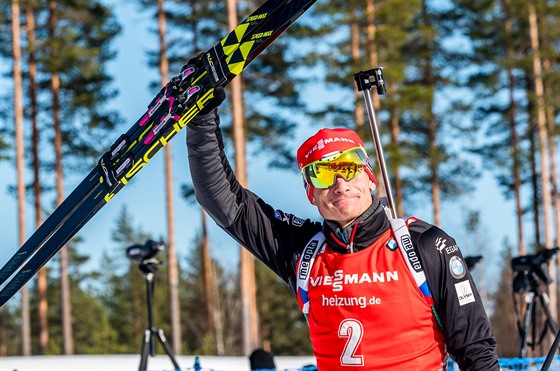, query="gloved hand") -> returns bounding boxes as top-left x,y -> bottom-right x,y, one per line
199,86 -> 226,115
